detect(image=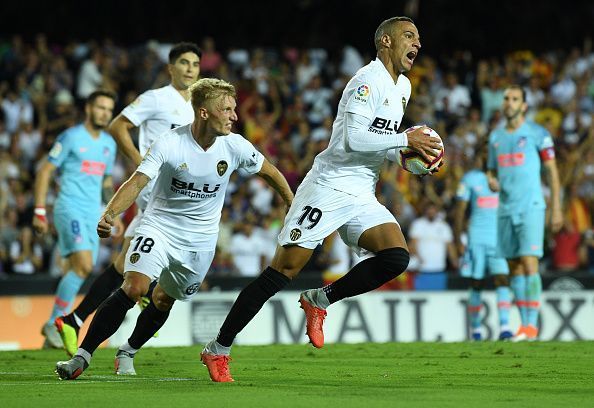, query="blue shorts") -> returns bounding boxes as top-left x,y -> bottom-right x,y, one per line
460,243 -> 509,280
54,209 -> 99,263
497,210 -> 545,259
